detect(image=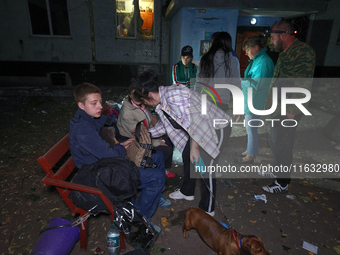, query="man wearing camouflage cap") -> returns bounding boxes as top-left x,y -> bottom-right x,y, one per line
261,20 -> 316,193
